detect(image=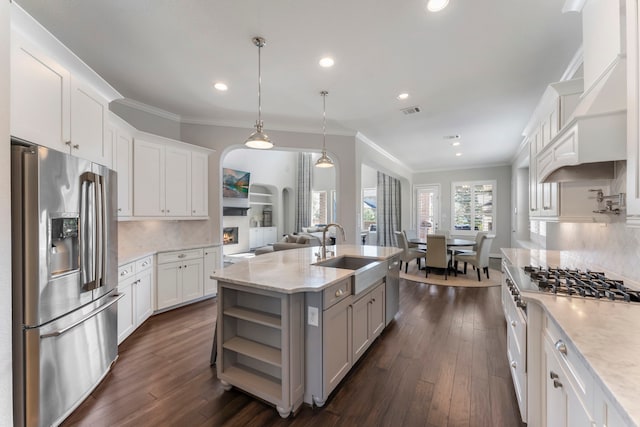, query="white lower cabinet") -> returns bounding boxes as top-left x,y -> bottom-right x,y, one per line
156,248 -> 205,310
351,281 -> 385,363
117,255 -> 154,344
249,227 -> 278,249
204,245 -> 222,297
